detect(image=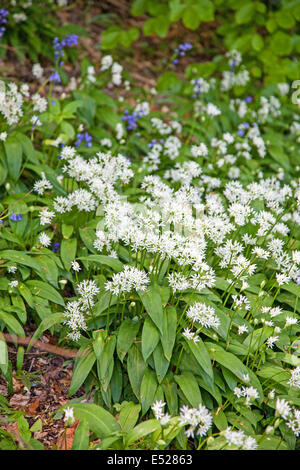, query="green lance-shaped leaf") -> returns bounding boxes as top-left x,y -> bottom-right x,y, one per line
138,284 -> 164,335
72,419 -> 90,450
69,347 -> 96,396
141,317 -> 160,362
175,371 -> 202,408
62,403 -> 120,438
127,344 -> 146,399
125,419 -> 161,447
118,402 -> 141,433
140,368 -> 158,415
185,336 -> 214,382
161,306 -> 177,361
117,318 -> 140,363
